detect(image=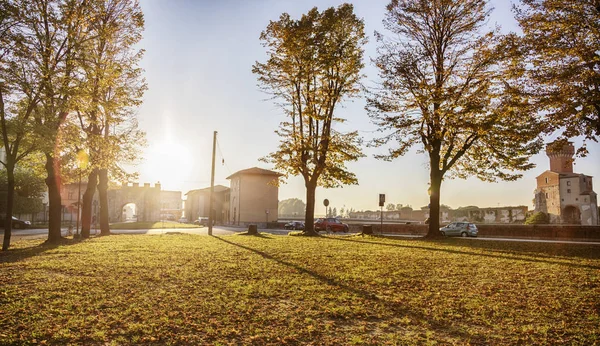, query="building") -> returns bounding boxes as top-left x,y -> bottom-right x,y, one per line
160,190 -> 182,221
227,167 -> 282,225
534,142 -> 598,225
60,182 -> 98,225
107,182 -> 161,222
185,185 -> 230,224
